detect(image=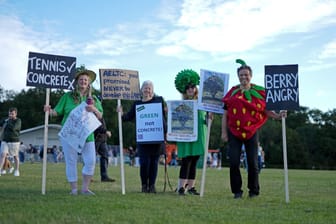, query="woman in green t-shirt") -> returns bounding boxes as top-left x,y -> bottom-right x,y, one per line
45,69 -> 103,195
